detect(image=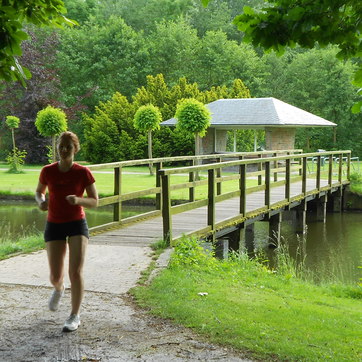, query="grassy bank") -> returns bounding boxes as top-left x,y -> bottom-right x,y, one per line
0,233 -> 44,260
350,172 -> 362,195
132,237 -> 362,361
